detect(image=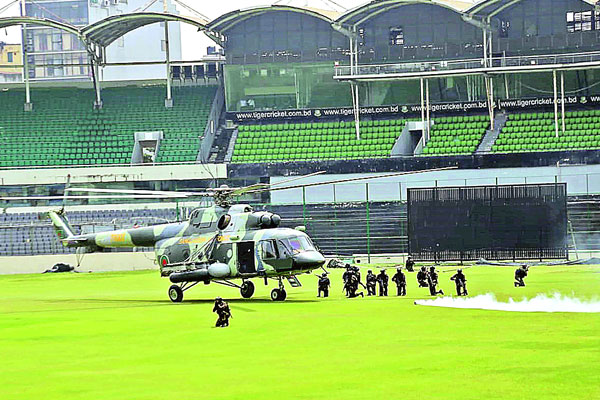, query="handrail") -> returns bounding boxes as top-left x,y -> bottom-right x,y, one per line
335,51 -> 600,77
